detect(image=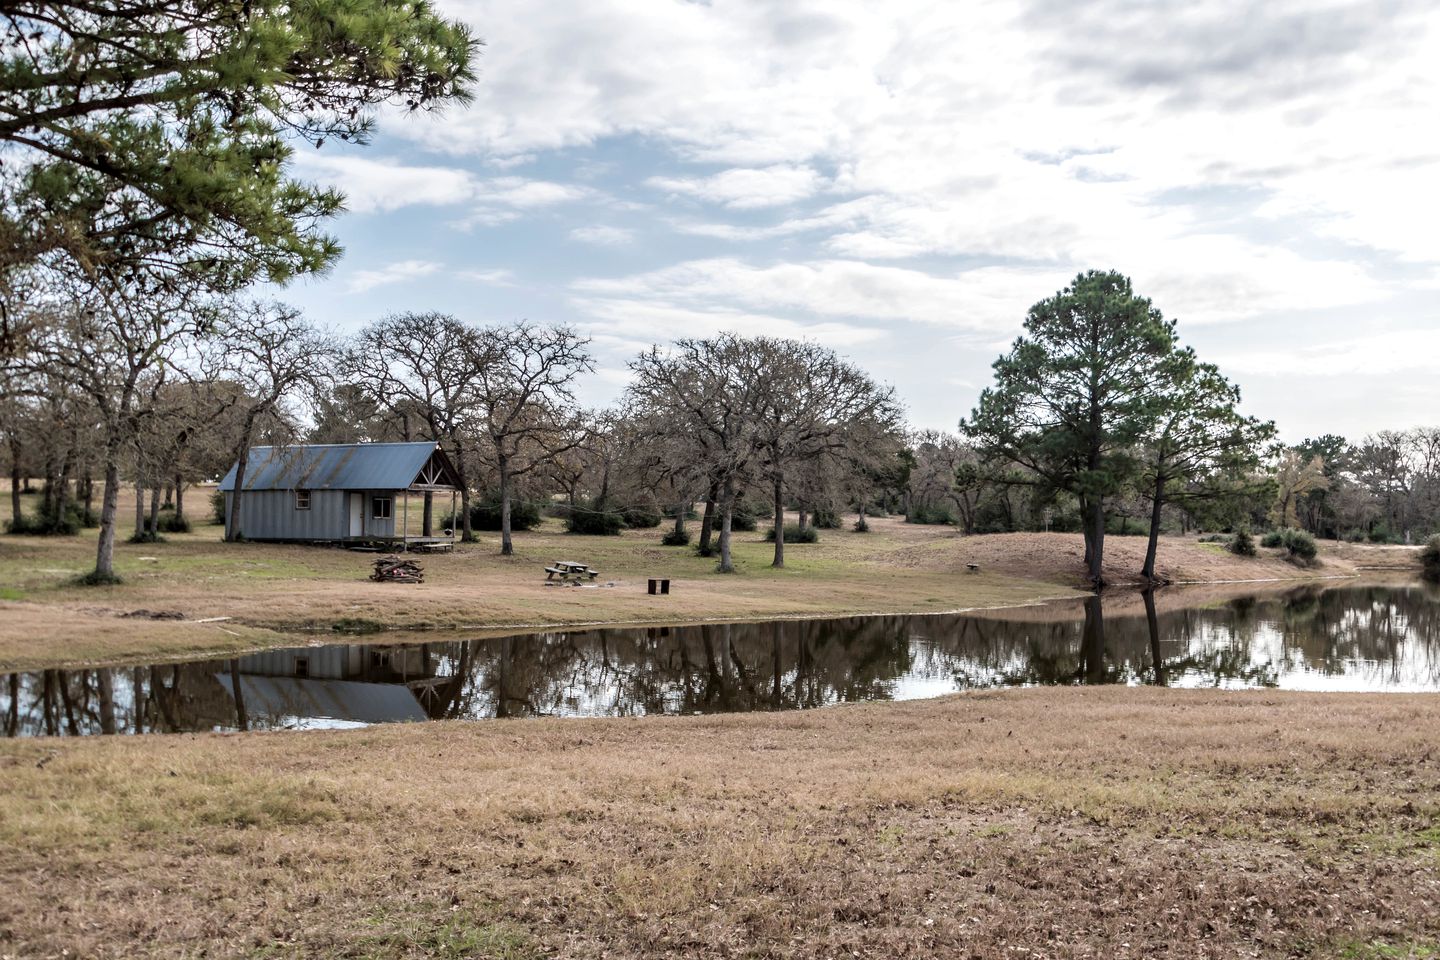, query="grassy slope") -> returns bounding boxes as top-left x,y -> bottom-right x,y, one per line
0,484 -> 1406,670
3,688 -> 1439,959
